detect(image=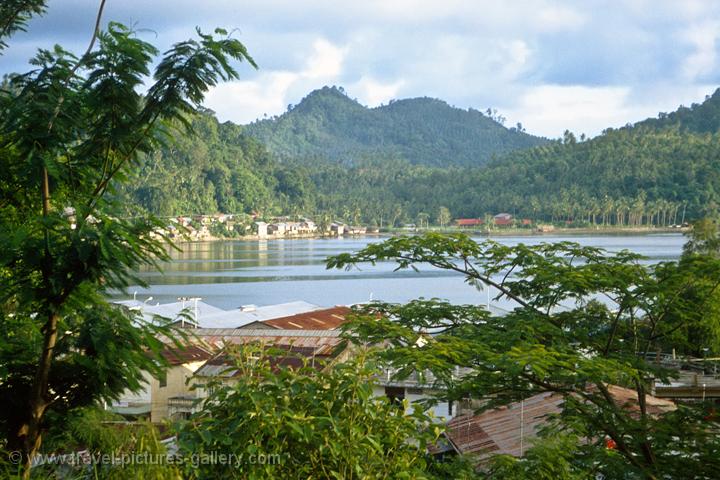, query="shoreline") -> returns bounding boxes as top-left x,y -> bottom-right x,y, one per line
176,226 -> 688,243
